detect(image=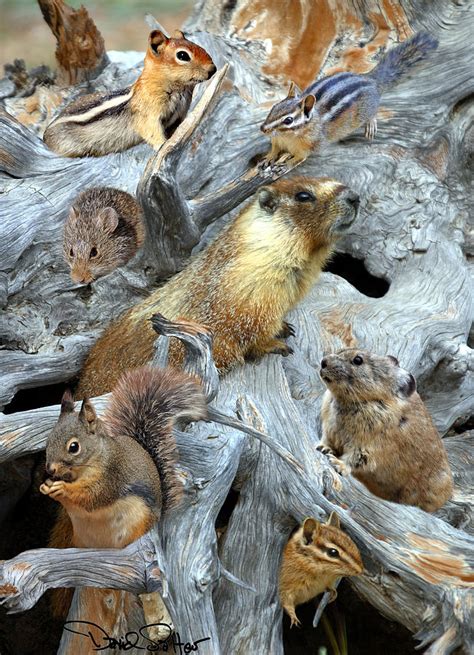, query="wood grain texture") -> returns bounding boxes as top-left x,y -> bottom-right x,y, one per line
0,0 -> 473,652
